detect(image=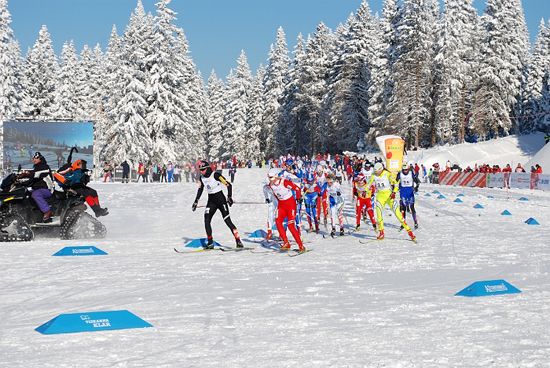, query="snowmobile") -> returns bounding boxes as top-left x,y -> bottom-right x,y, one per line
0,173 -> 107,242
